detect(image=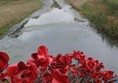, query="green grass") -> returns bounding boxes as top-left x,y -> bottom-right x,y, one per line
80,0 -> 118,39
0,28 -> 9,35
105,0 -> 118,16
